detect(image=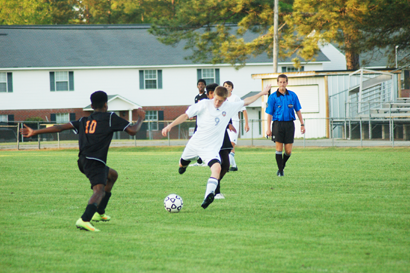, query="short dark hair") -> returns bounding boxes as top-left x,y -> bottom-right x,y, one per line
91,91 -> 108,109
215,86 -> 228,99
277,74 -> 288,82
223,81 -> 234,89
206,83 -> 218,94
197,79 -> 206,85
